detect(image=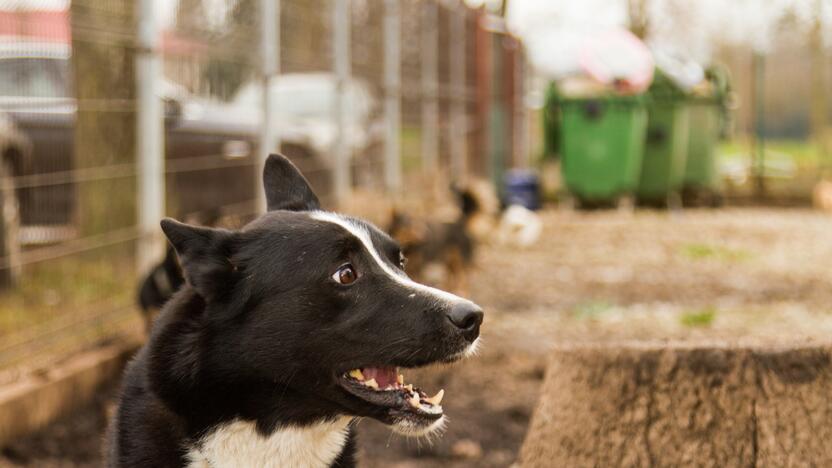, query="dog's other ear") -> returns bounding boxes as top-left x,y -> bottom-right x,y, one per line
160,218 -> 237,301
388,207 -> 404,227
263,153 -> 320,212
